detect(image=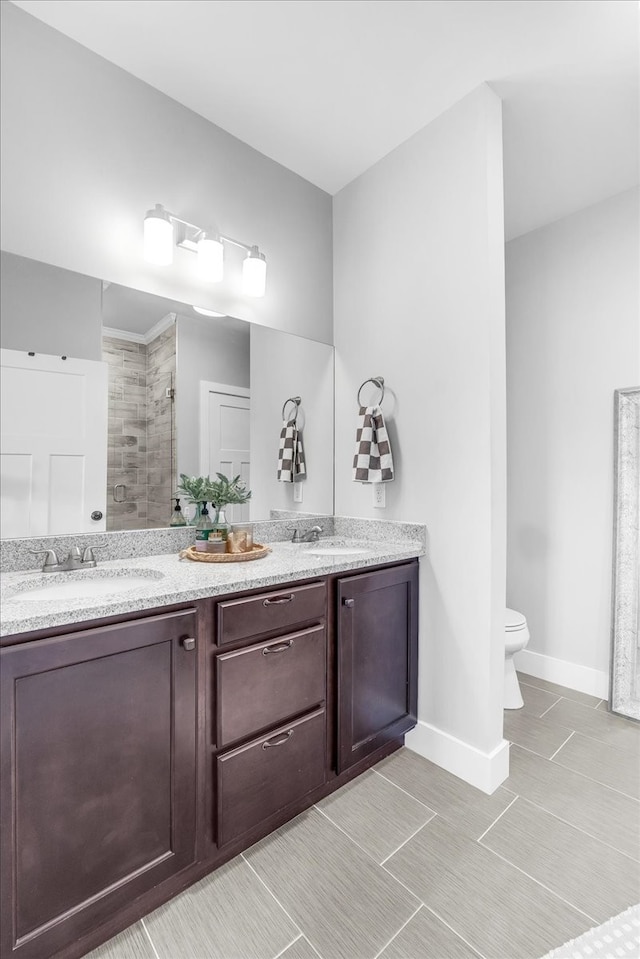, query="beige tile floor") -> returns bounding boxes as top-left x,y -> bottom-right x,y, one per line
89,673 -> 640,959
